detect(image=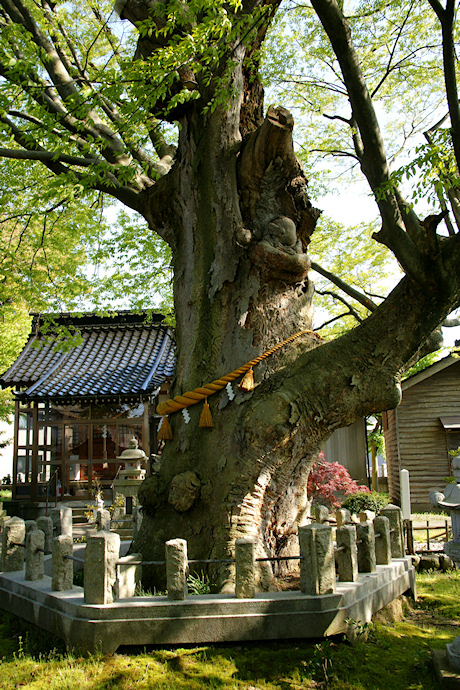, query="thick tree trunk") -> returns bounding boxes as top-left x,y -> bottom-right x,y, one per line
133,51 -> 325,588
